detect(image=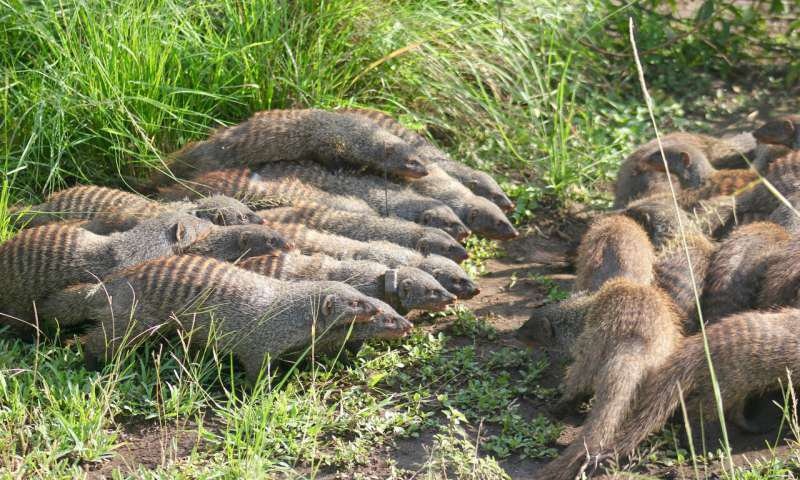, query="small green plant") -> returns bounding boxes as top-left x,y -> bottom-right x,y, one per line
531,275 -> 569,301
462,237 -> 503,278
